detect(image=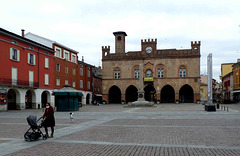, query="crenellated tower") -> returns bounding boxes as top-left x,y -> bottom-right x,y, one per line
102,46 -> 110,59
141,38 -> 157,56
191,41 -> 201,54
